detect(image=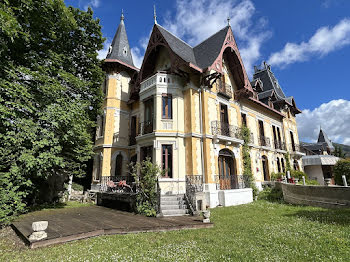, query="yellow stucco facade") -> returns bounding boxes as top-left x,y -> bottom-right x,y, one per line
91,20 -> 305,208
